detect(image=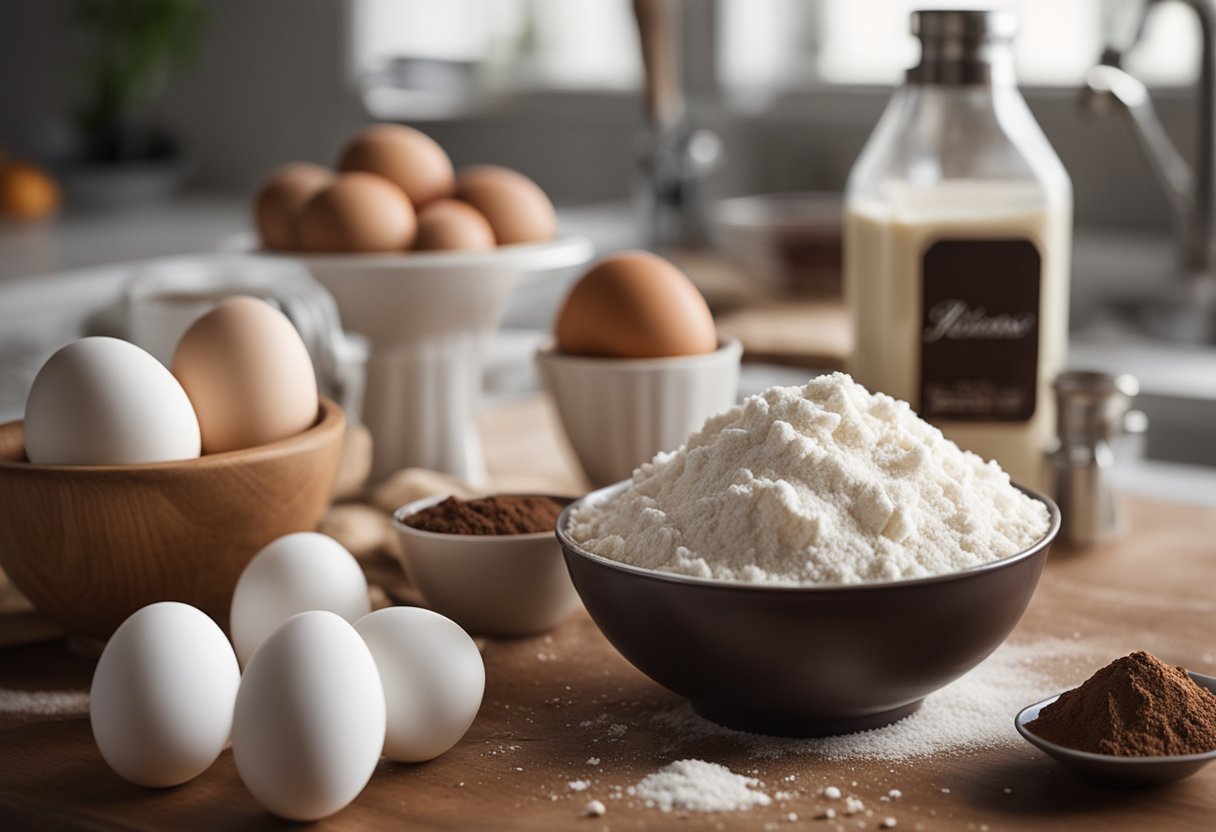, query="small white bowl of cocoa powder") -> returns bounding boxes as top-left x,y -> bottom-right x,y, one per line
392,494 -> 581,637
